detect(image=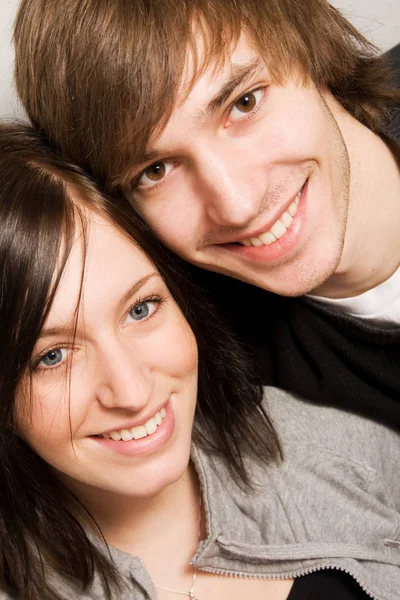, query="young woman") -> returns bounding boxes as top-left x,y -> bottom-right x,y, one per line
0,123 -> 399,600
